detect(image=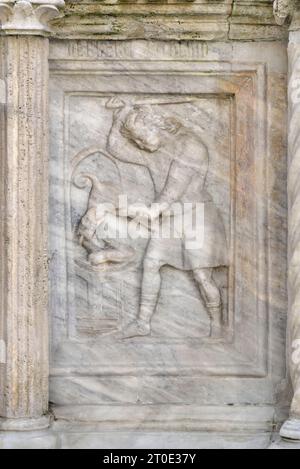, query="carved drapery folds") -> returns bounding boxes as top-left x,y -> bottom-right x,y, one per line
0,0 -> 64,35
